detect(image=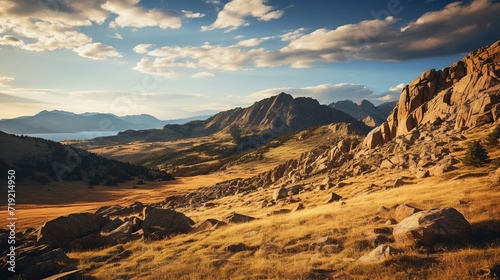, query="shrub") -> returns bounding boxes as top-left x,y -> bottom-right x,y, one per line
463,140 -> 490,167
